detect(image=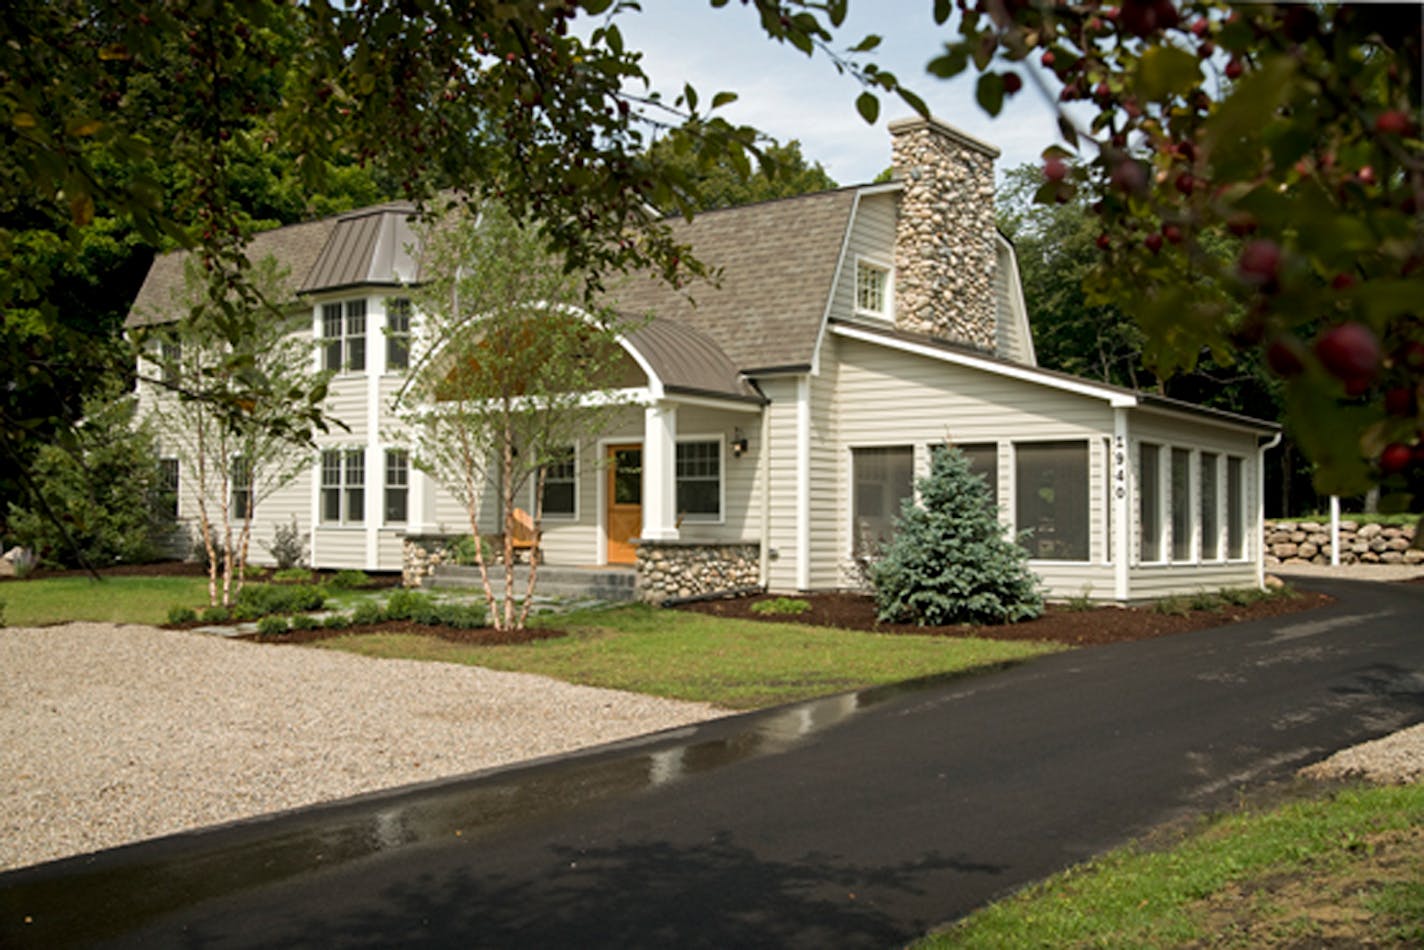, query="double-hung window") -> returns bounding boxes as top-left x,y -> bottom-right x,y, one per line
384,449 -> 409,524
231,456 -> 252,521
321,300 -> 367,372
160,458 -> 180,519
676,440 -> 721,521
321,448 -> 365,524
540,446 -> 577,519
387,298 -> 411,371
852,446 -> 914,556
